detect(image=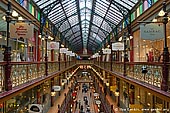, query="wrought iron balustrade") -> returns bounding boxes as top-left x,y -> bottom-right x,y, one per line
0,61 -> 75,94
